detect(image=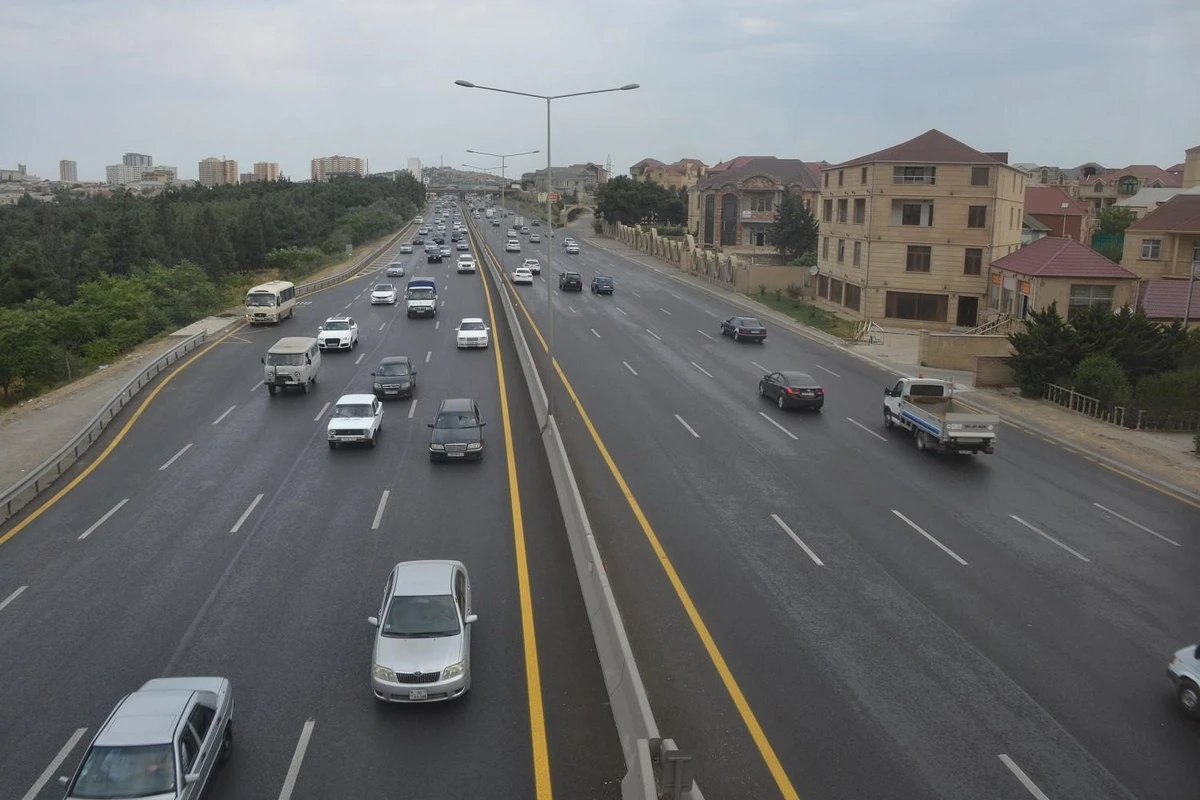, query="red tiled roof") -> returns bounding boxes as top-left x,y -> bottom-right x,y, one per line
832,129 -> 1004,169
1127,194 -> 1200,232
697,157 -> 821,192
710,156 -> 774,173
805,162 -> 823,183
1094,164 -> 1181,188
1166,162 -> 1185,173
1025,186 -> 1089,216
990,237 -> 1136,279
630,158 -> 664,171
1139,279 -> 1200,320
